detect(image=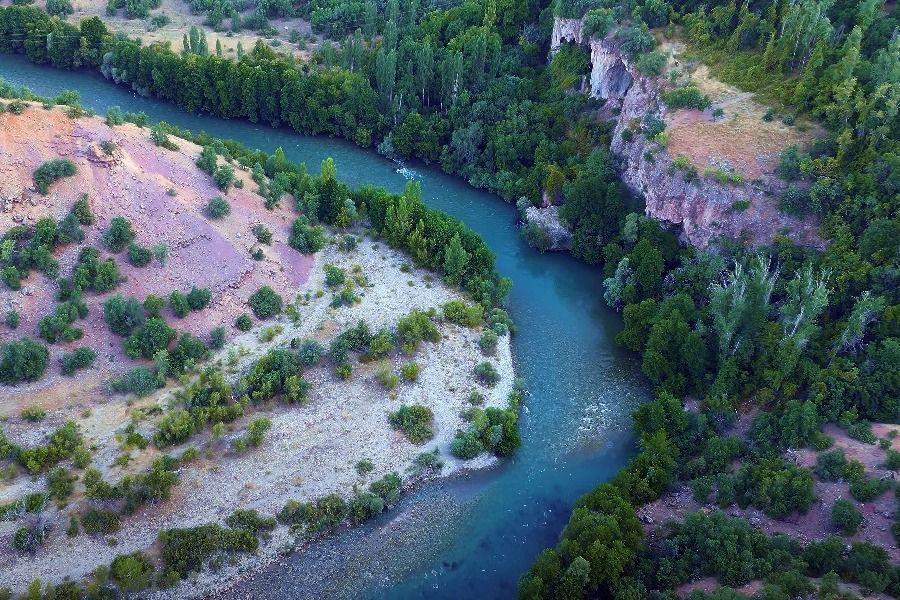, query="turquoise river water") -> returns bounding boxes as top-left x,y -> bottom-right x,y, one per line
0,54 -> 650,600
